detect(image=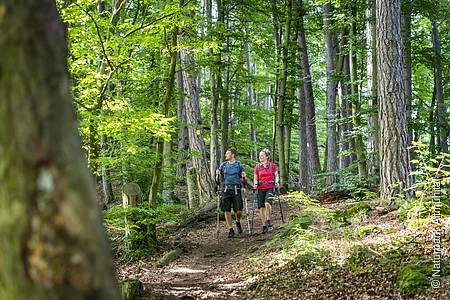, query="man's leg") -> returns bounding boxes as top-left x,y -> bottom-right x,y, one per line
225,211 -> 233,229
